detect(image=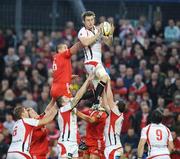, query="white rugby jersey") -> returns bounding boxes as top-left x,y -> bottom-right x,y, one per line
141,123 -> 173,158
57,102 -> 78,142
78,26 -> 102,63
8,118 -> 39,157
104,107 -> 124,147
